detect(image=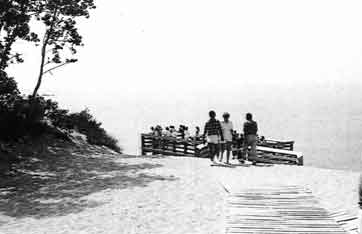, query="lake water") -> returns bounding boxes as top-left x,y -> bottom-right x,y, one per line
62,81 -> 362,172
